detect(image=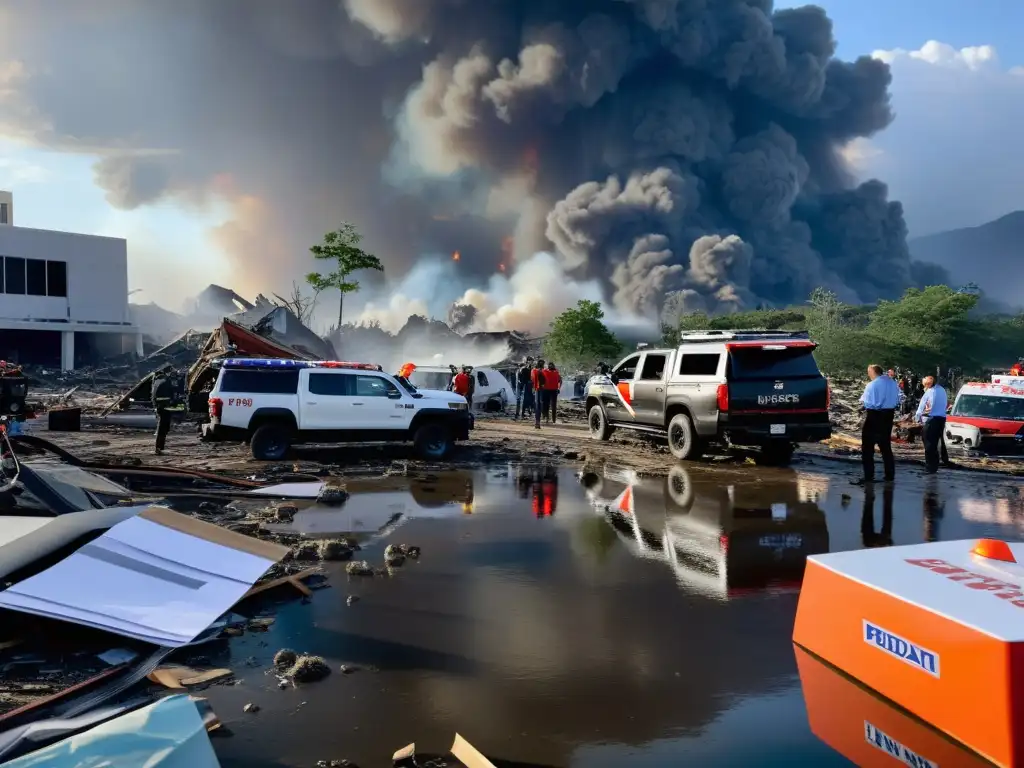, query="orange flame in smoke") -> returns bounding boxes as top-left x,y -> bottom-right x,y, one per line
452,251 -> 461,261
